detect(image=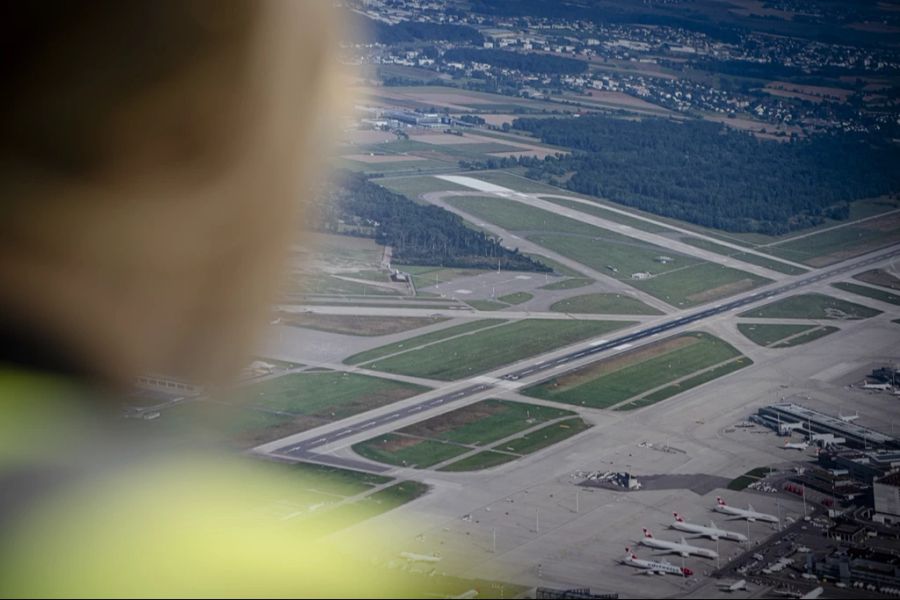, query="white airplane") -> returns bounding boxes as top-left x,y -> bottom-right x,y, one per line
718,579 -> 748,592
671,513 -> 748,542
640,528 -> 719,559
838,412 -> 859,422
399,551 -> 442,564
621,547 -> 693,577
714,497 -> 779,523
783,440 -> 809,451
862,381 -> 891,391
